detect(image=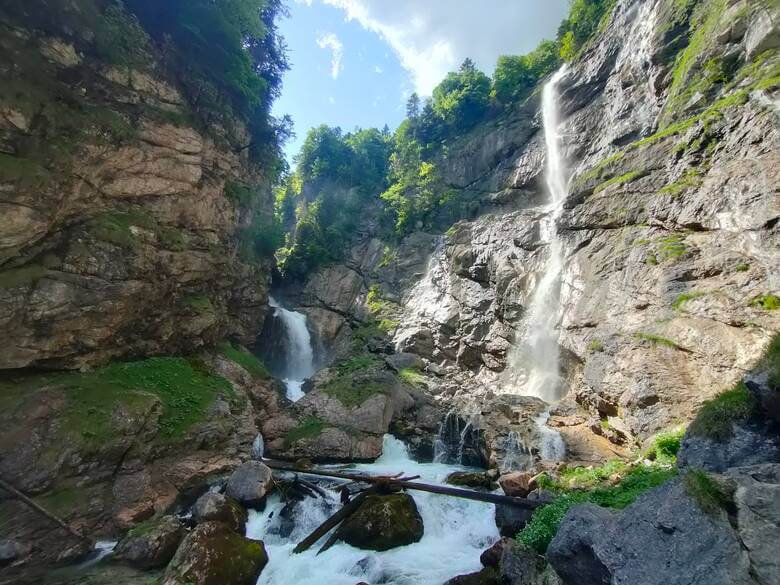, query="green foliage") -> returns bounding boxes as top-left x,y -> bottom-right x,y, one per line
735,263 -> 750,272
557,0 -> 617,61
750,294 -> 780,311
520,463 -> 676,553
323,376 -> 385,408
186,295 -> 215,314
335,355 -> 381,375
636,332 -> 686,350
239,210 -> 284,259
225,181 -> 256,207
689,381 -> 758,440
659,168 -> 704,197
431,59 -> 492,132
89,209 -> 155,249
587,339 -> 604,352
284,416 -> 326,446
672,290 -> 706,310
94,2 -> 152,69
592,170 -> 647,195
218,341 -> 270,379
492,40 -> 561,105
645,427 -> 686,464
762,334 -> 780,391
0,154 -> 51,187
683,469 -> 732,513
398,368 -> 426,389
